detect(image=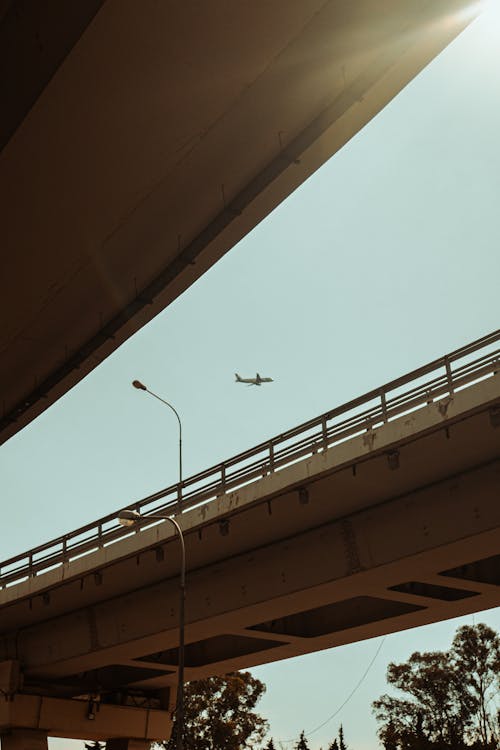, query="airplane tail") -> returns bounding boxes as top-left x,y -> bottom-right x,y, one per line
235,373 -> 242,382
